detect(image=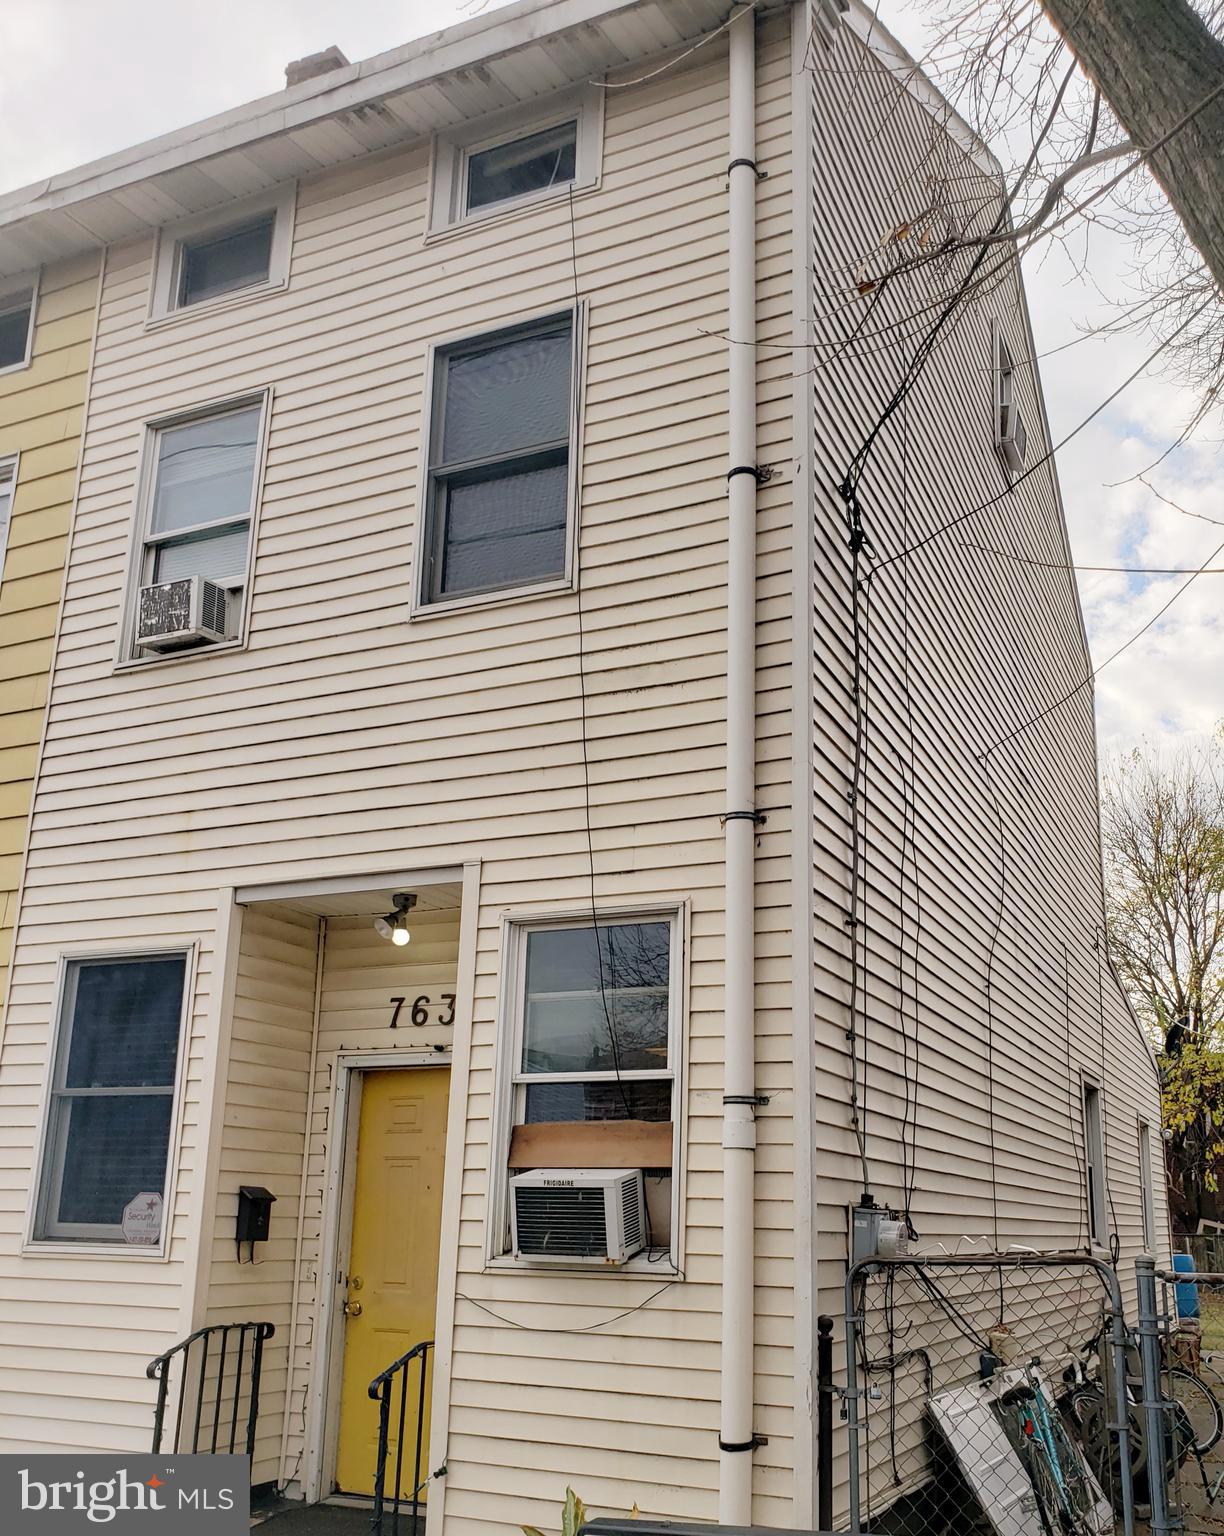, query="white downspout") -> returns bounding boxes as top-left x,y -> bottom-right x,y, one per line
720,5 -> 759,1526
